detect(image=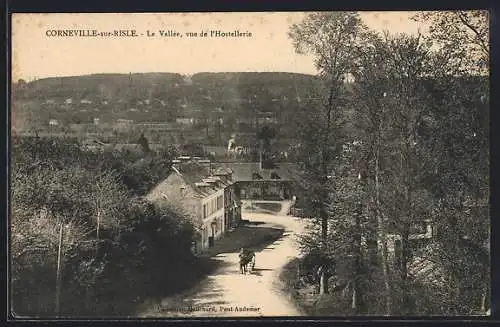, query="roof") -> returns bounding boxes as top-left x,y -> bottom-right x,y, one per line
173,161 -> 229,196
215,162 -> 302,182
